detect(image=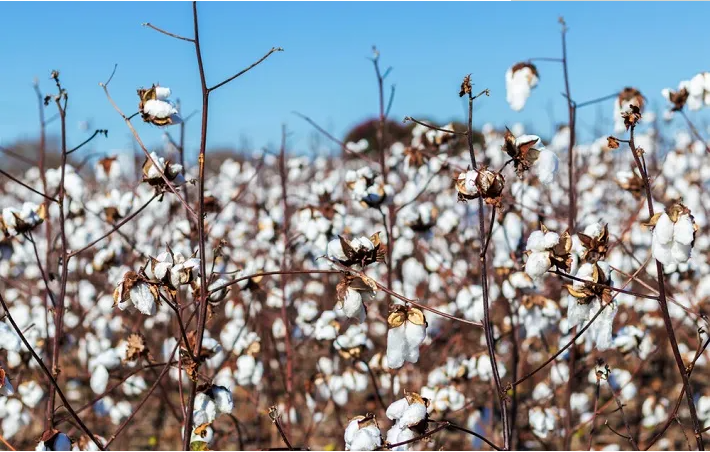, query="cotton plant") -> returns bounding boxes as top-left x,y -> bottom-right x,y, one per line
566,261 -> 617,350
137,84 -> 181,126
113,271 -> 159,316
524,226 -> 573,280
345,167 -> 394,208
613,87 -> 645,133
386,305 -> 427,369
501,129 -> 559,184
649,203 -> 697,267
505,62 -> 539,111
141,151 -> 185,188
192,385 -> 234,428
528,407 -> 558,439
1,202 -> 46,237
334,274 -> 376,322
344,415 -> 382,451
662,72 -> 710,115
385,392 -> 429,450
